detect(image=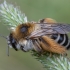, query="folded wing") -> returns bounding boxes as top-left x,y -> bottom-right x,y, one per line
29,23 -> 70,38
